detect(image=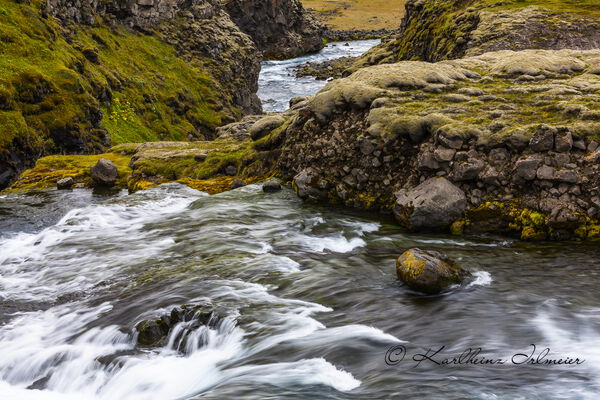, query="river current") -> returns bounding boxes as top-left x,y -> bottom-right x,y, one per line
0,42 -> 599,400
